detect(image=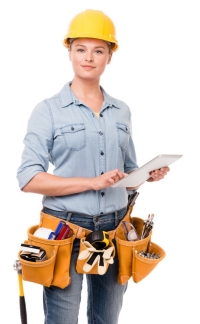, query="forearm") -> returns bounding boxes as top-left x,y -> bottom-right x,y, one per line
22,172 -> 94,196
22,169 -> 126,196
